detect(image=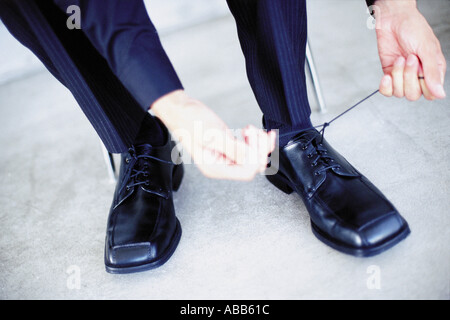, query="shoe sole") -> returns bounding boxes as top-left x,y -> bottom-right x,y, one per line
266,171 -> 411,257
105,218 -> 182,274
